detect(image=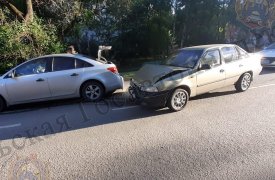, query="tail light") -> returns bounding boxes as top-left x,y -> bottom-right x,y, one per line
107,66 -> 118,74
